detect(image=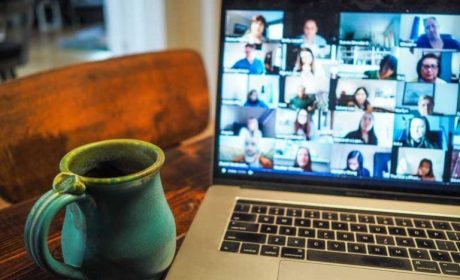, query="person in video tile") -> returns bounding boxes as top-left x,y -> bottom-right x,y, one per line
416,17 -> 460,50
242,15 -> 267,44
417,95 -> 434,116
364,55 -> 398,80
233,136 -> 273,169
403,116 -> 439,149
294,108 -> 312,140
289,85 -> 316,111
350,87 -> 372,112
232,43 -> 265,74
415,53 -> 446,84
298,19 -> 327,57
244,89 -> 268,108
345,112 -> 378,145
293,47 -> 327,93
413,158 -> 436,181
345,150 -> 370,177
294,147 -> 312,172
239,117 -> 263,139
